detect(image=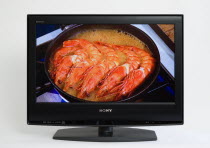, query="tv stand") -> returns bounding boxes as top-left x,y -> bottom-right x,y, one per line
53,126 -> 157,142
